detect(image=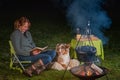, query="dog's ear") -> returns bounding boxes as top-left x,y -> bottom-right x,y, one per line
56,44 -> 60,48
56,43 -> 60,51
66,44 -> 70,48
